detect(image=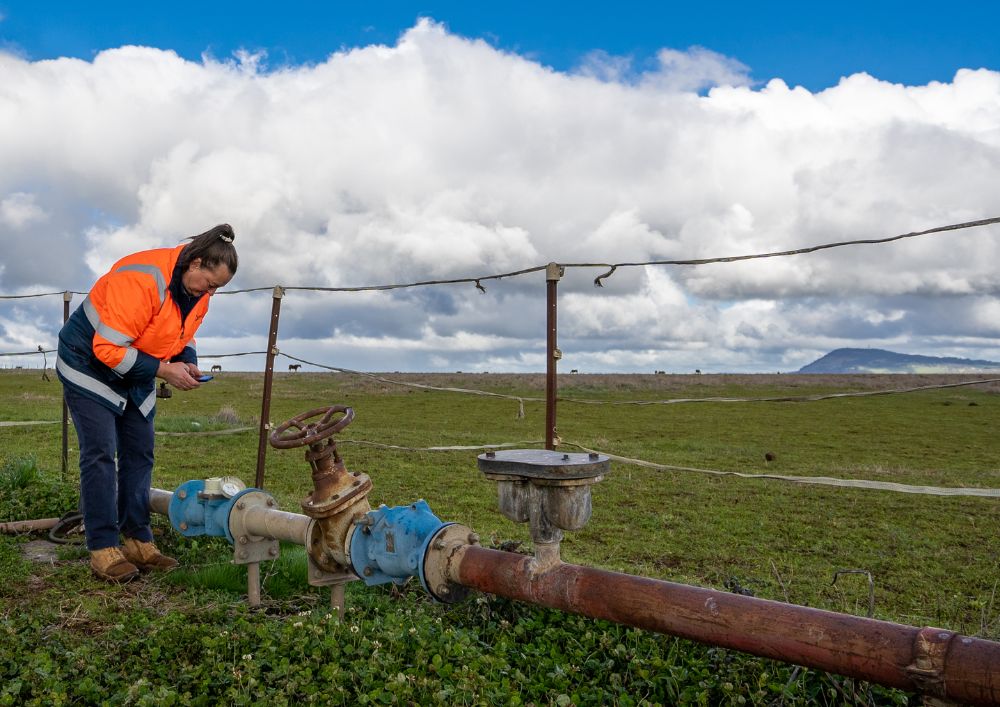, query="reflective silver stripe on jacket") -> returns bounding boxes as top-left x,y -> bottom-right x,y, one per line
138,388 -> 157,417
83,296 -> 134,346
115,263 -> 168,305
56,355 -> 127,410
113,347 -> 139,374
